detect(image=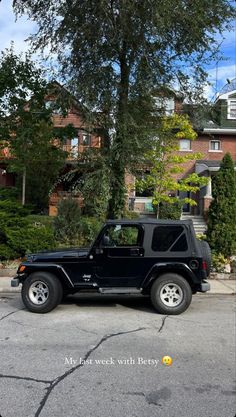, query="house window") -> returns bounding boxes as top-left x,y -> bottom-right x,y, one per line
165,98 -> 175,115
209,140 -> 221,151
155,97 -> 175,115
135,171 -> 154,197
71,137 -> 79,158
81,133 -> 91,146
179,139 -> 191,151
228,100 -> 236,119
45,100 -> 62,114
